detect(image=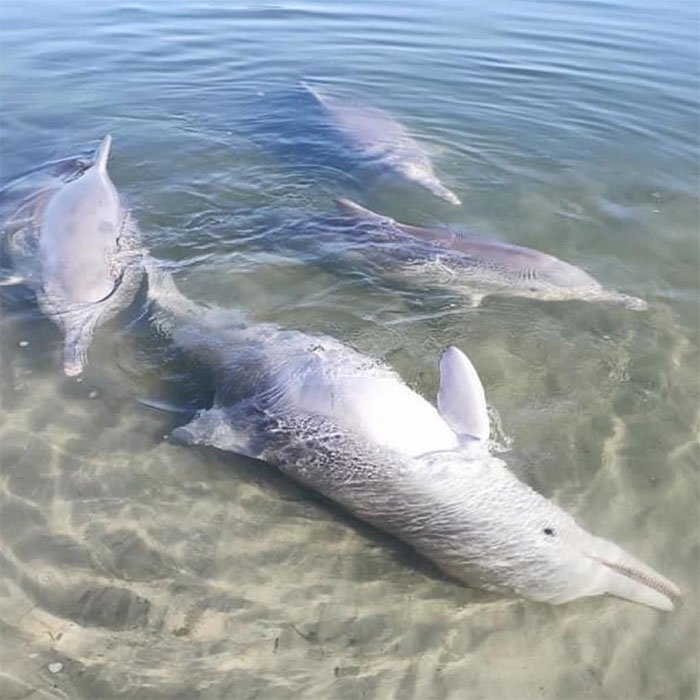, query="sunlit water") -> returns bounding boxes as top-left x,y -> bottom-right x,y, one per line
1,0 -> 698,698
